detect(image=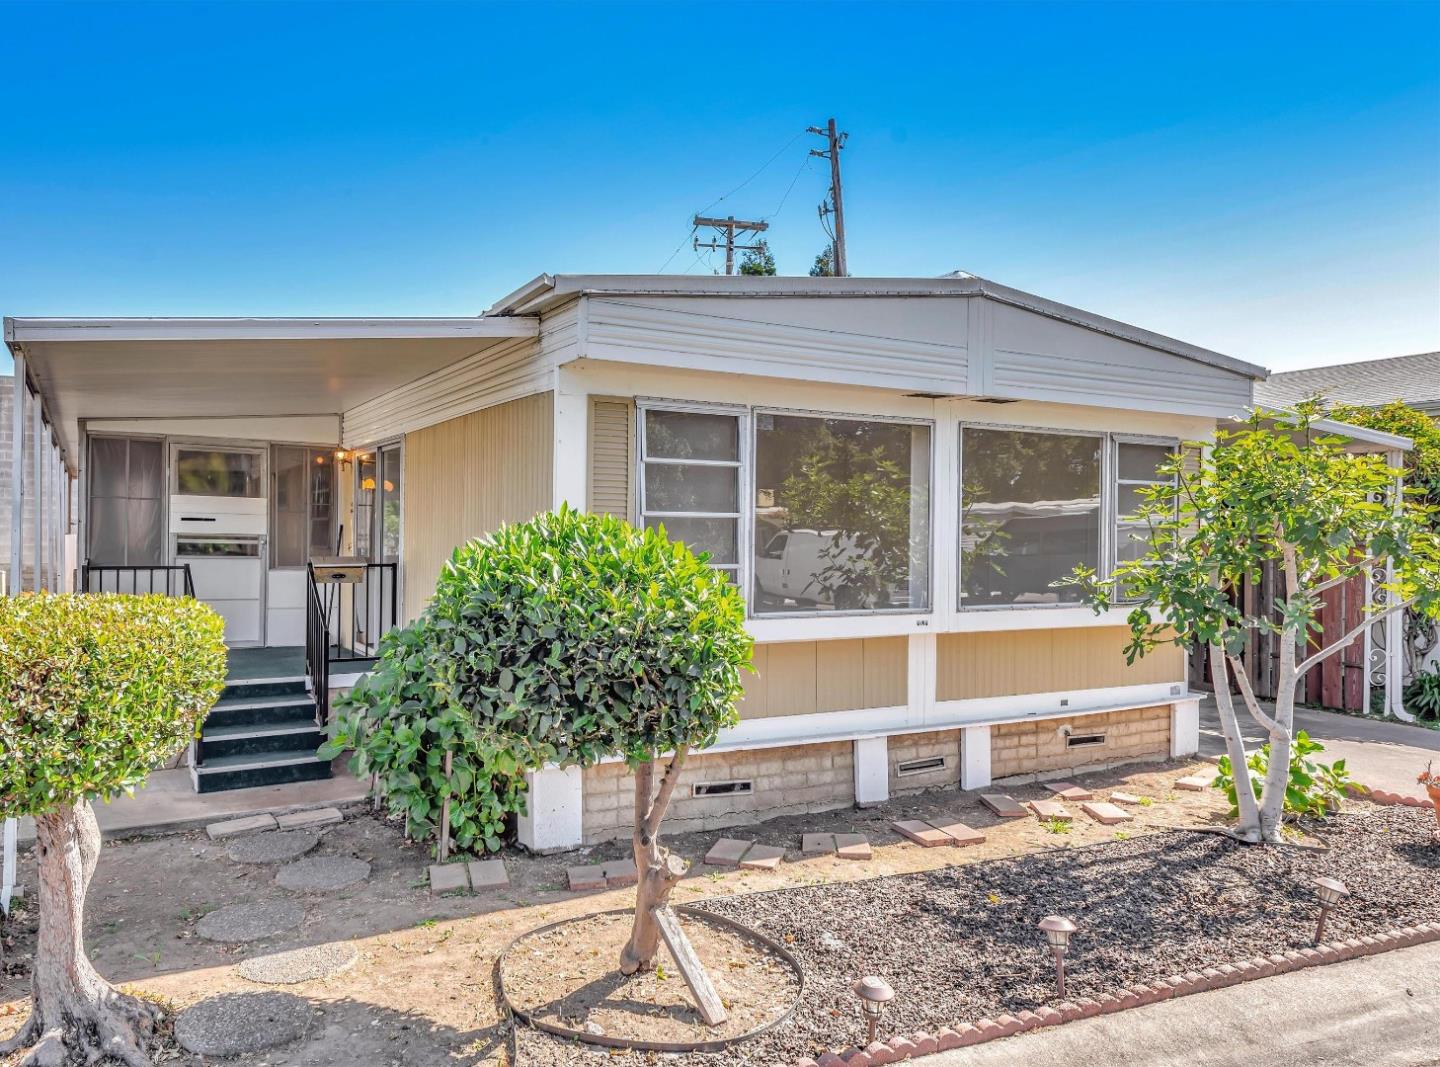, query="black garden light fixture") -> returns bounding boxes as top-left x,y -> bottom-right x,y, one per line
1038,915 -> 1078,998
1313,877 -> 1349,945
852,975 -> 895,1044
